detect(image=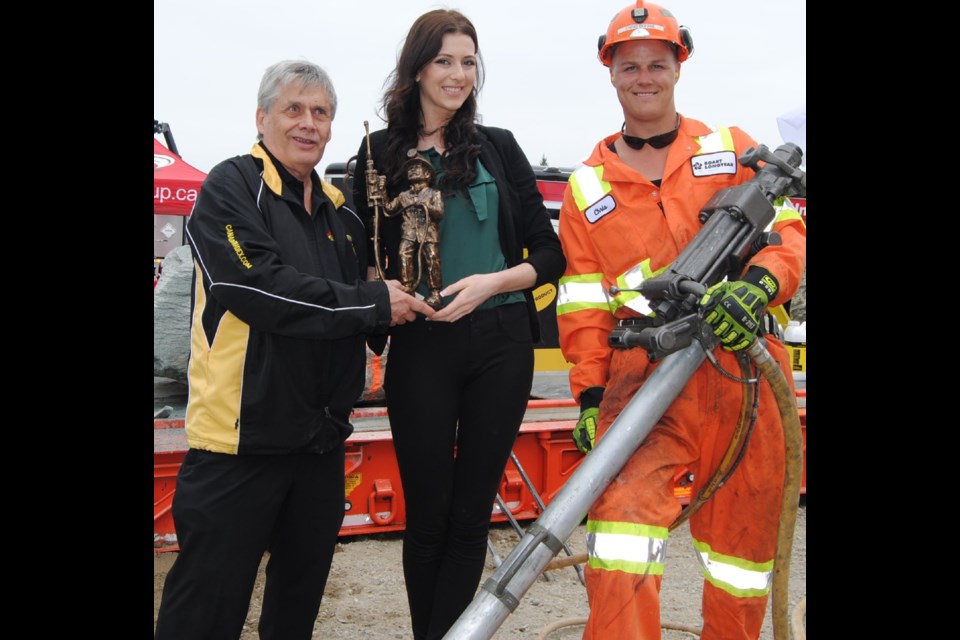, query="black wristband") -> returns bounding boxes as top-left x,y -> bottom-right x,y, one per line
742,266 -> 779,300
579,386 -> 605,413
